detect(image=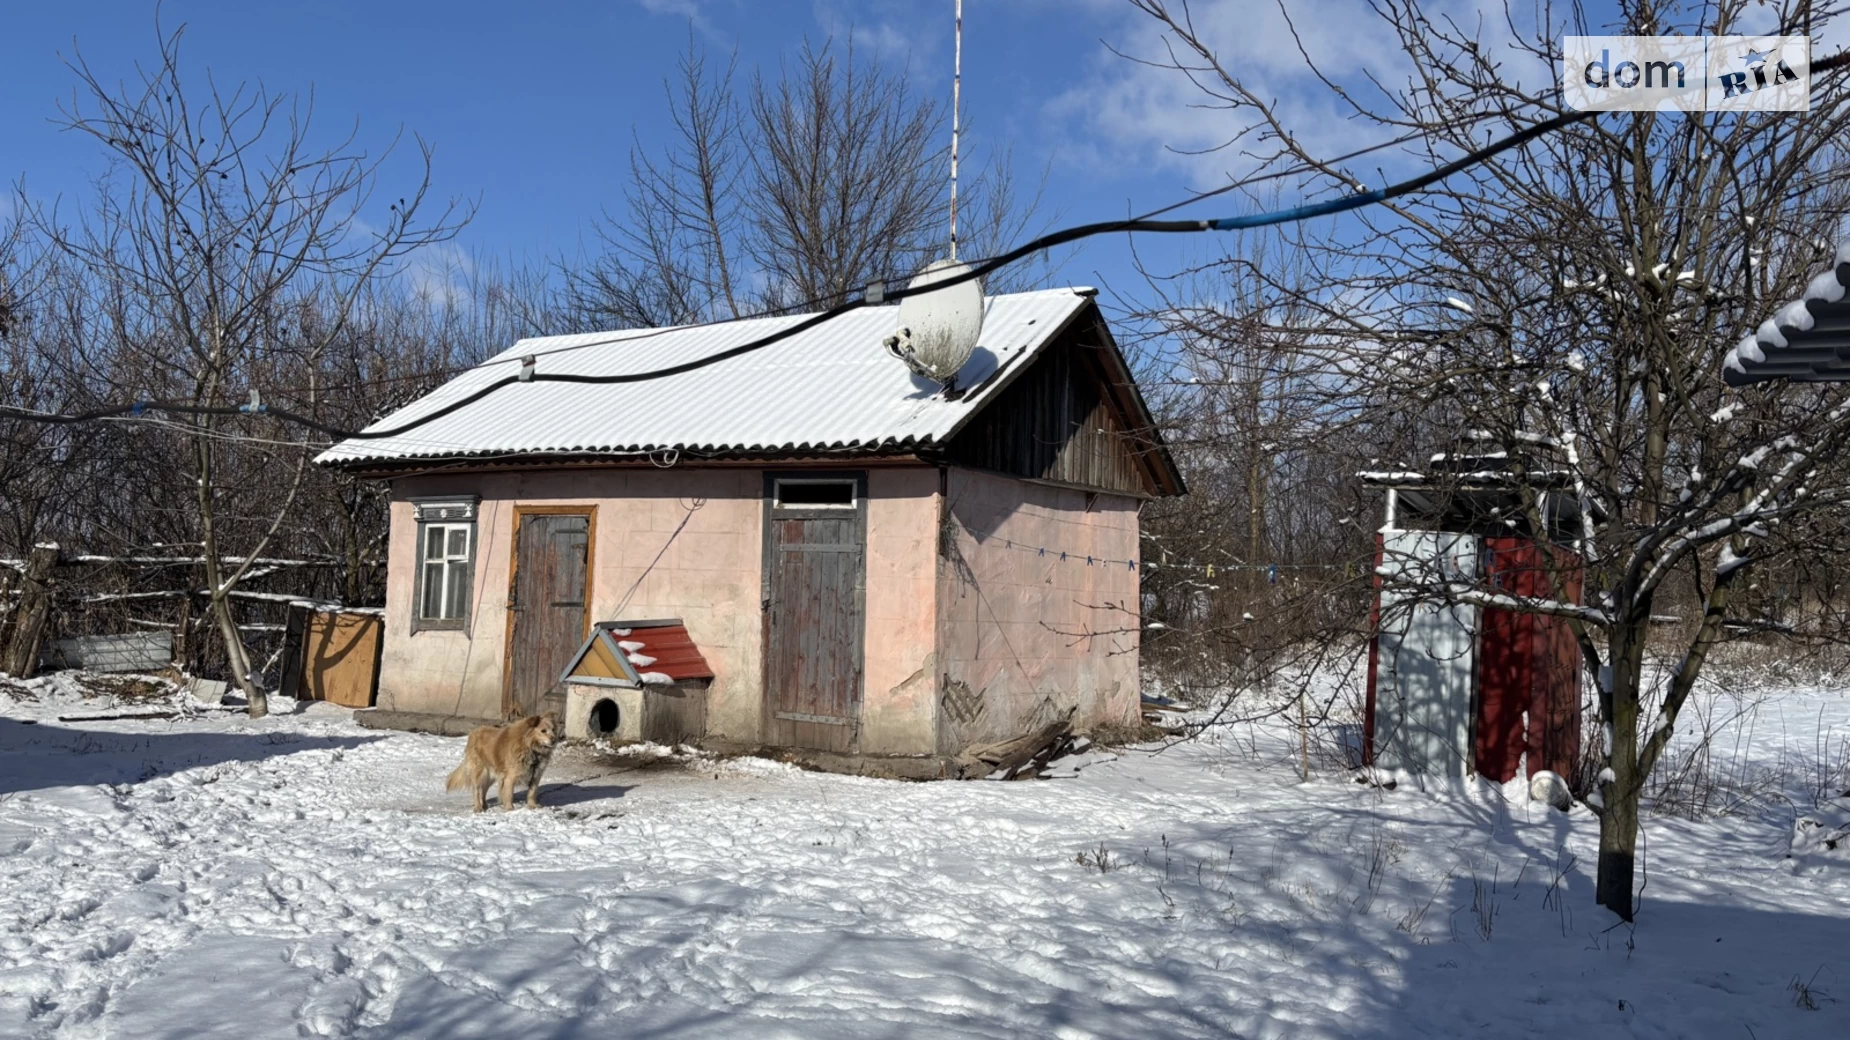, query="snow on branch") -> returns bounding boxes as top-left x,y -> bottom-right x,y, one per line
0,555 -> 369,571
1373,570 -> 1612,623
79,588 -> 356,611
1439,584 -> 1611,623
1634,434 -> 1835,596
